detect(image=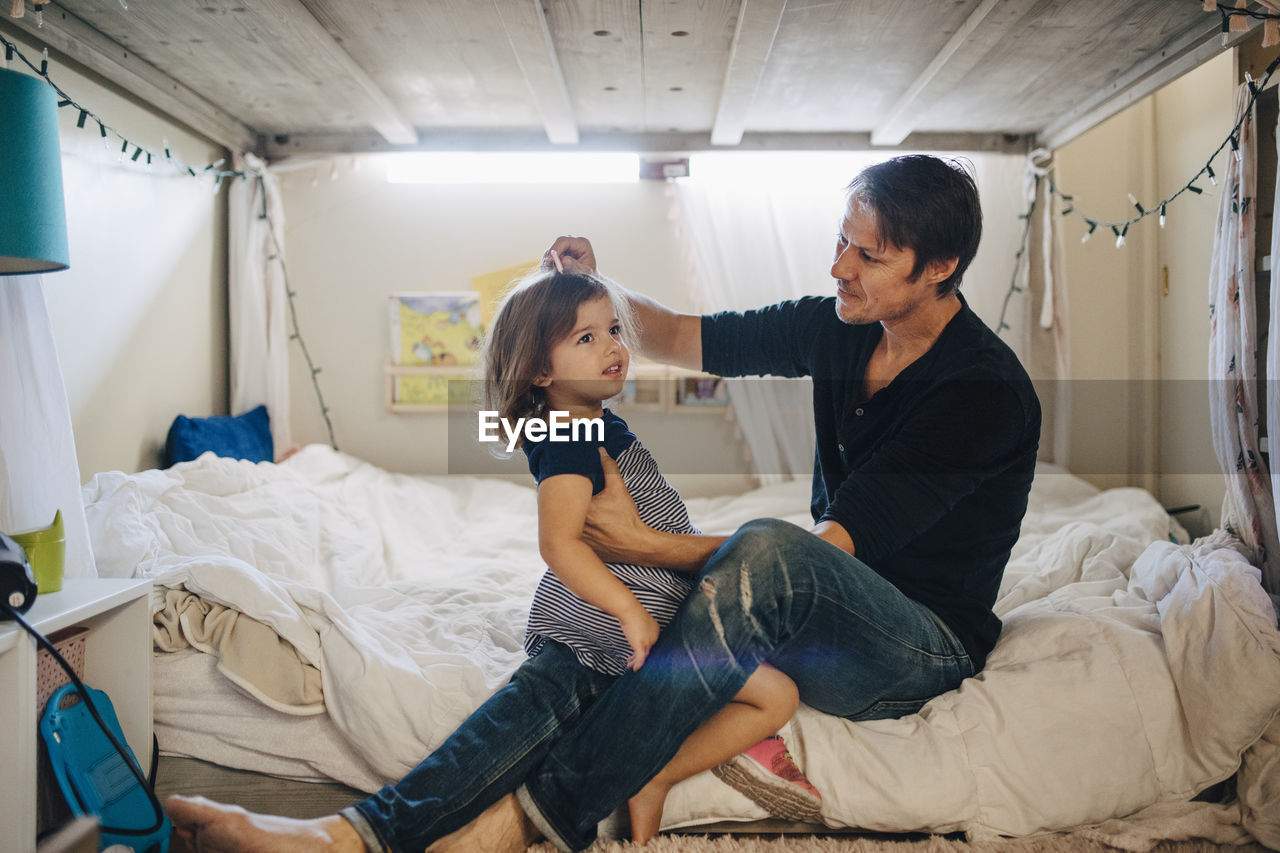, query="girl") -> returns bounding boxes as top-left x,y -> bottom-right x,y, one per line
481,266 -> 821,841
